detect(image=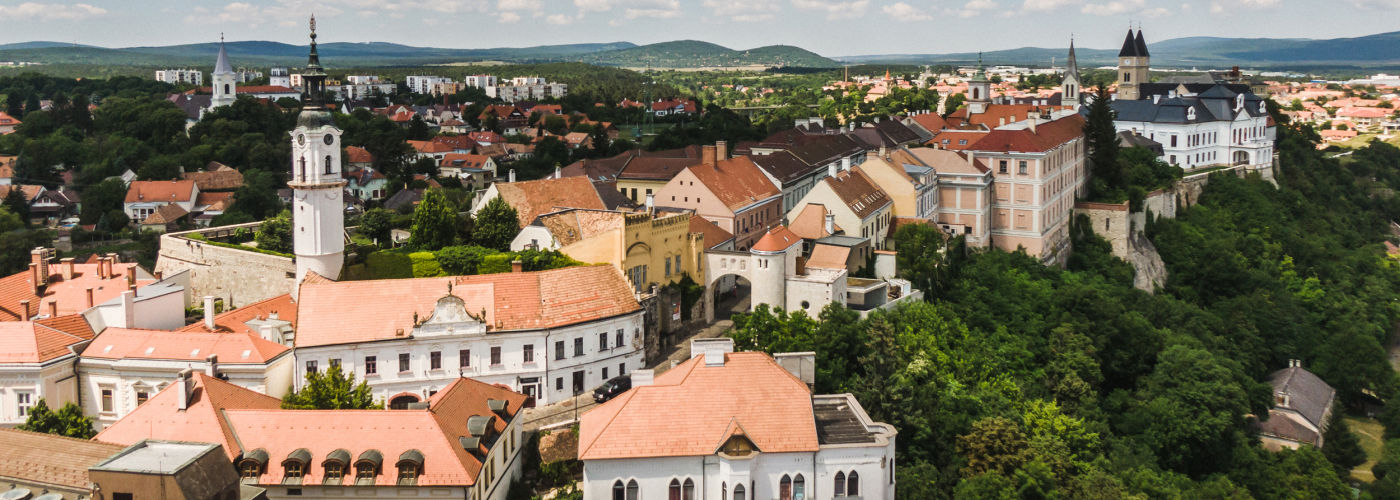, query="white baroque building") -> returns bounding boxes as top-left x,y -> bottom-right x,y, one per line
579,339 -> 897,500
292,265 -> 646,407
